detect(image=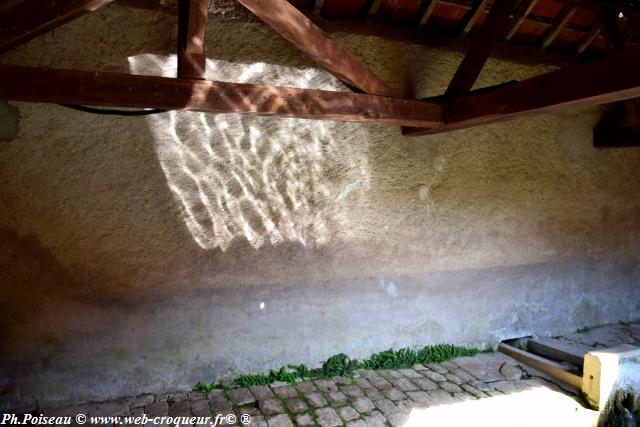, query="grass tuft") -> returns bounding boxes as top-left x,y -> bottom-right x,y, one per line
195,344 -> 480,391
